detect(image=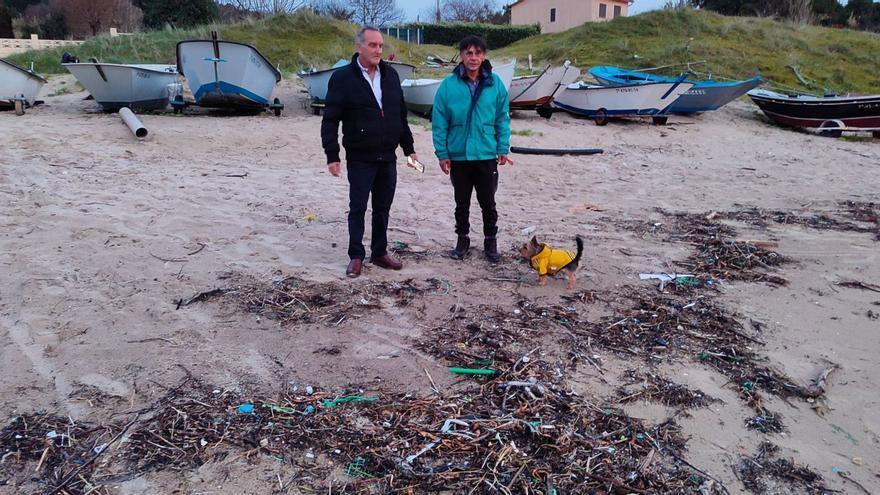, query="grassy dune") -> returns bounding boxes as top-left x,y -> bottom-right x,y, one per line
497,8 -> 880,94
6,7 -> 880,93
